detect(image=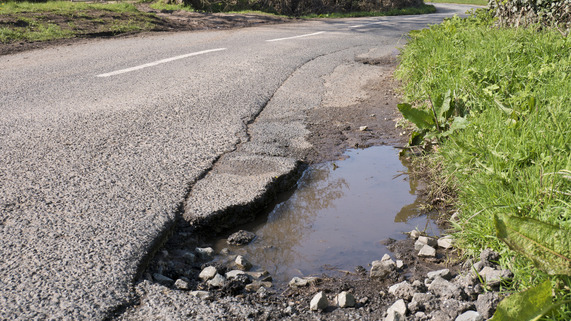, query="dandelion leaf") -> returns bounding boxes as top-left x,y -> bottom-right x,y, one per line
397,103 -> 434,130
494,213 -> 571,275
489,281 -> 553,321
